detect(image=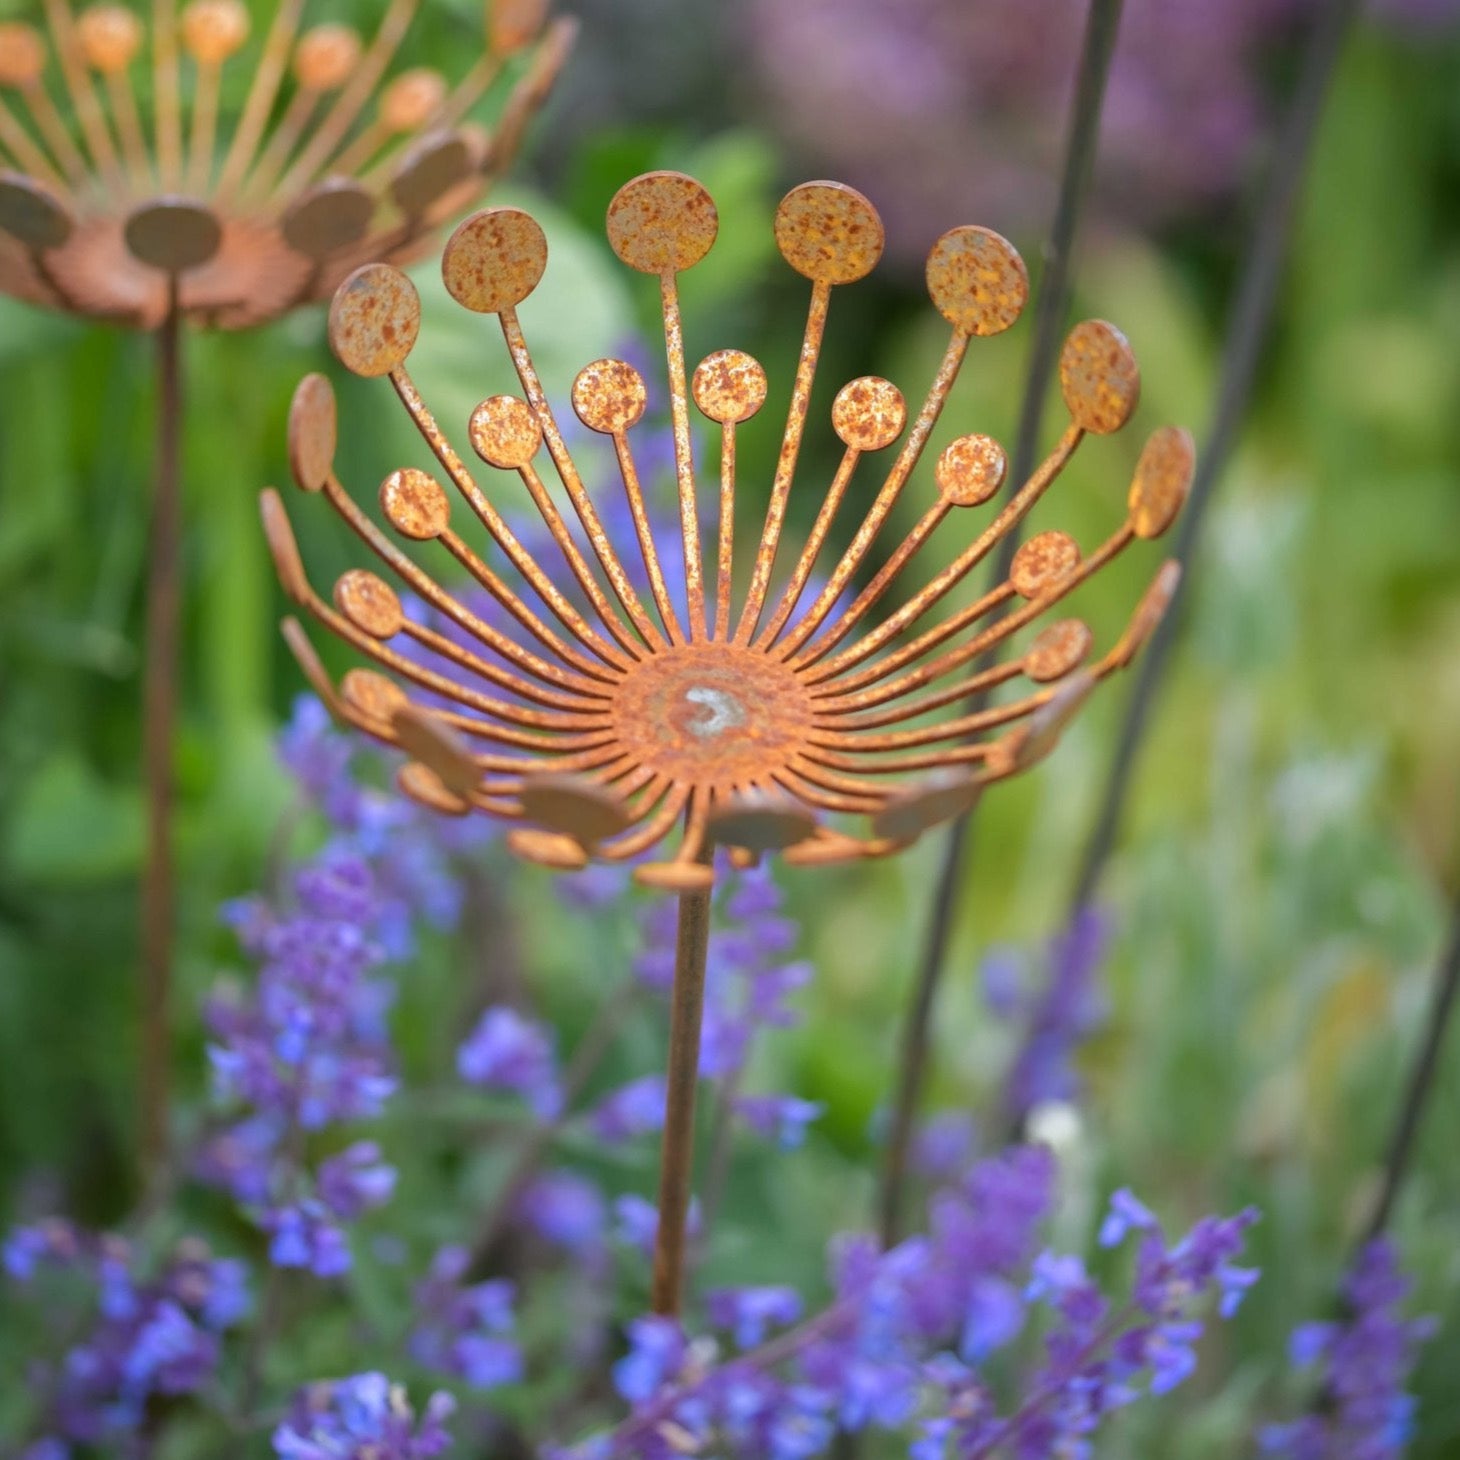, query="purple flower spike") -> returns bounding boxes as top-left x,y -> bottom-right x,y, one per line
457,1006 -> 562,1119
274,1373 -> 456,1459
